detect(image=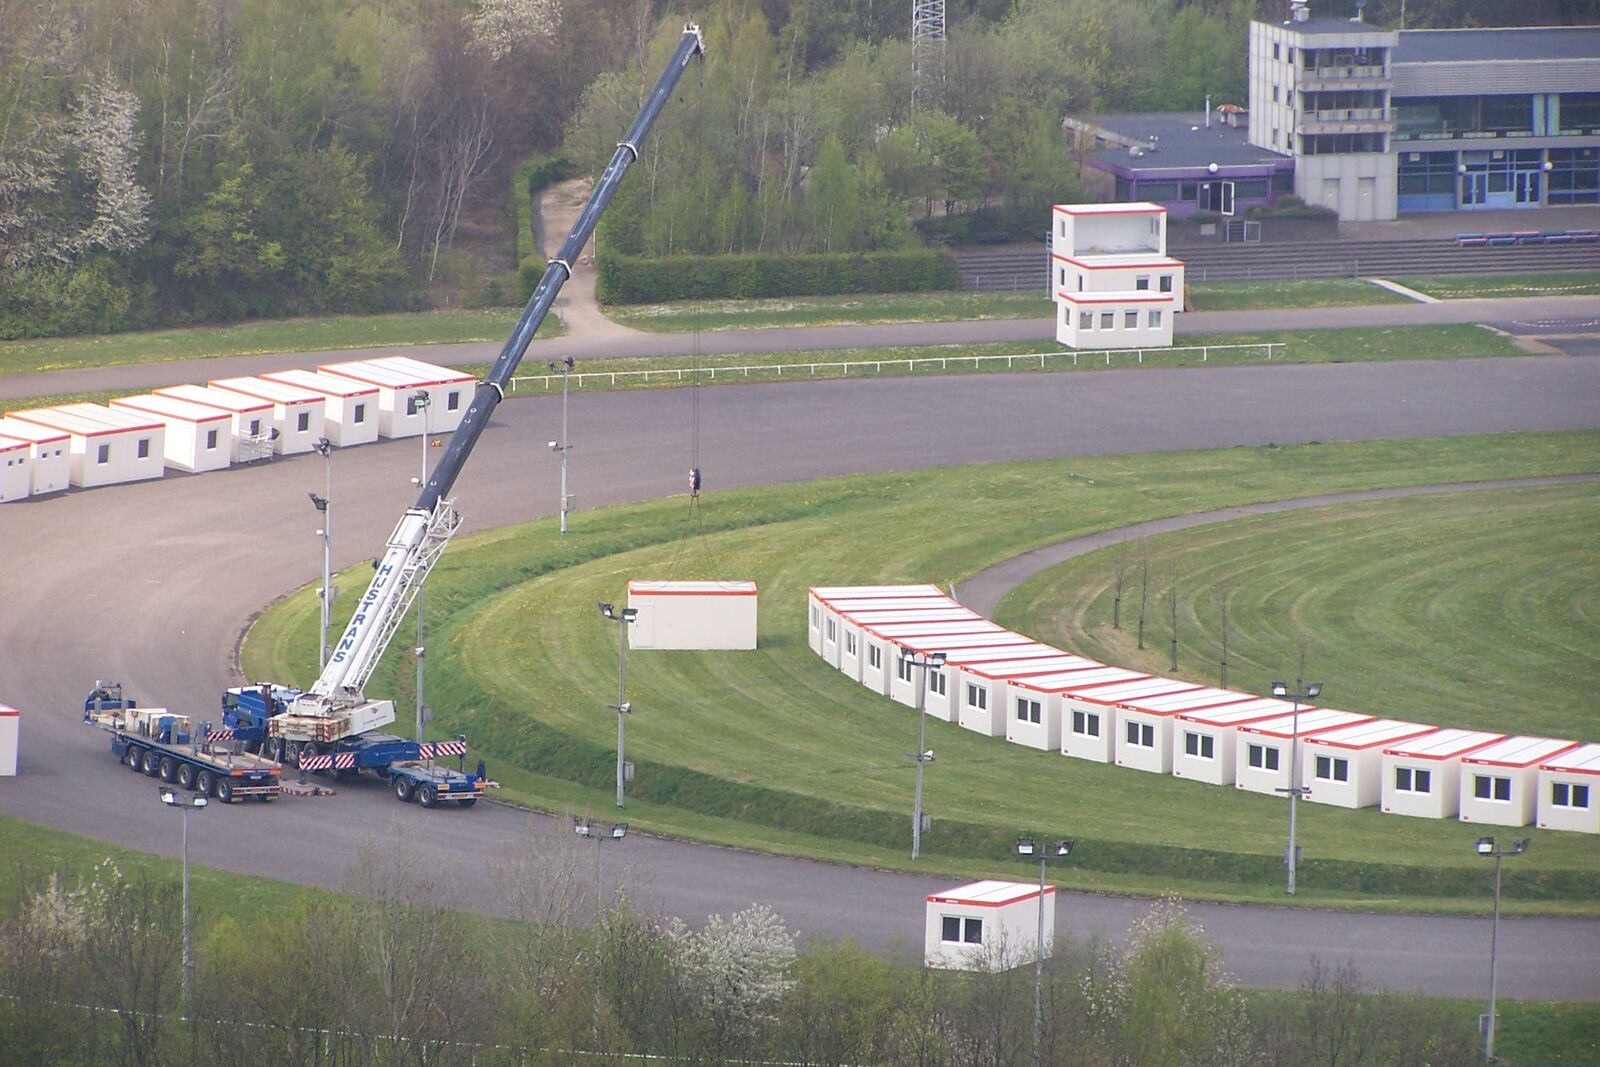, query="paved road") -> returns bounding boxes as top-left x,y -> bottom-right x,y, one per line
5,293 -> 1598,403
3,355 -> 1600,999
